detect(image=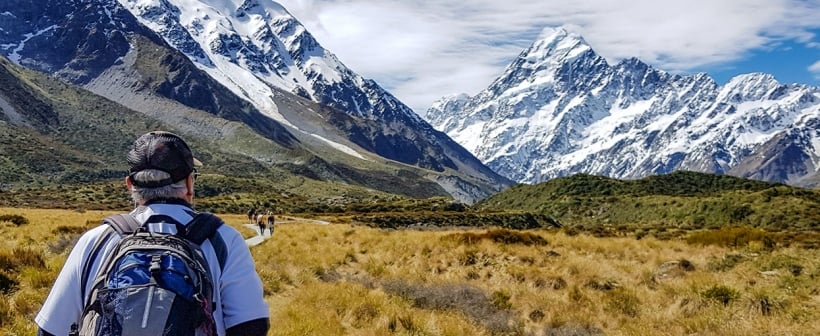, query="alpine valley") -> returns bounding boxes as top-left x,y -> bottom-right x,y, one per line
3,4 -> 820,335
0,0 -> 510,204
426,27 -> 820,188
2,0 -> 818,208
